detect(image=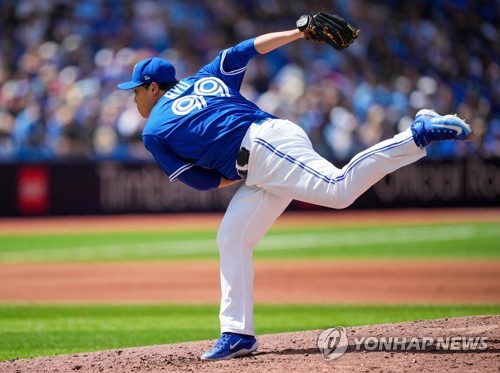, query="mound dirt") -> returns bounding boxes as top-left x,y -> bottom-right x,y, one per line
2,315 -> 499,372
